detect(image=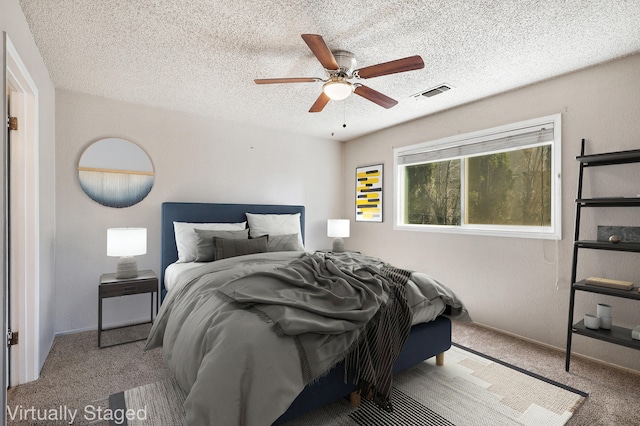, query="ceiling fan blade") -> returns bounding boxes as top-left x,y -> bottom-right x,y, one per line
301,34 -> 339,70
309,92 -> 330,113
355,55 -> 424,79
354,85 -> 398,109
254,77 -> 320,84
